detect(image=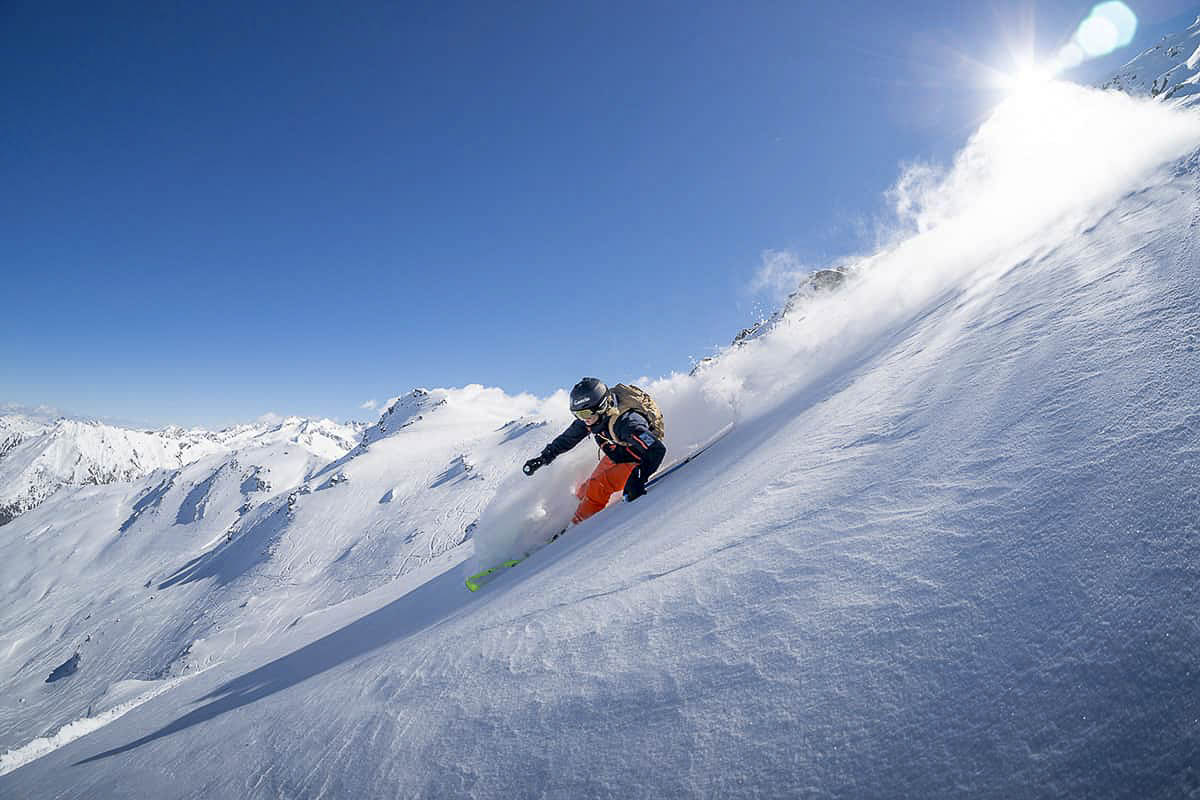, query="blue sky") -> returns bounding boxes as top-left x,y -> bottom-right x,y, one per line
3,1 -> 1196,428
